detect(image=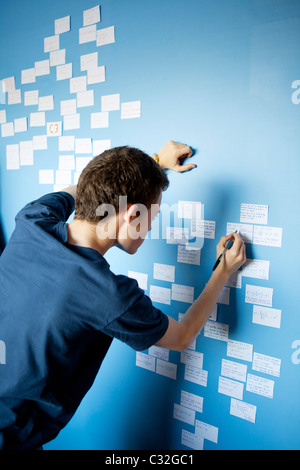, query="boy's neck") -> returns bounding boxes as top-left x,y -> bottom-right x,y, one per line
67,219 -> 115,256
